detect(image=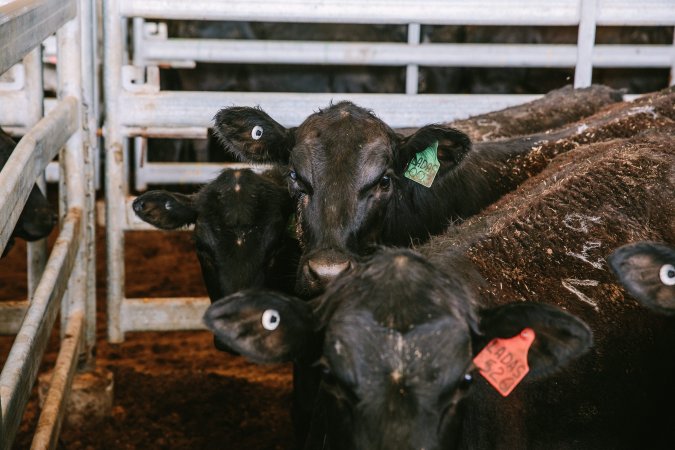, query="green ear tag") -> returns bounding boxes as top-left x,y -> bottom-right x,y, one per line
404,140 -> 440,188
